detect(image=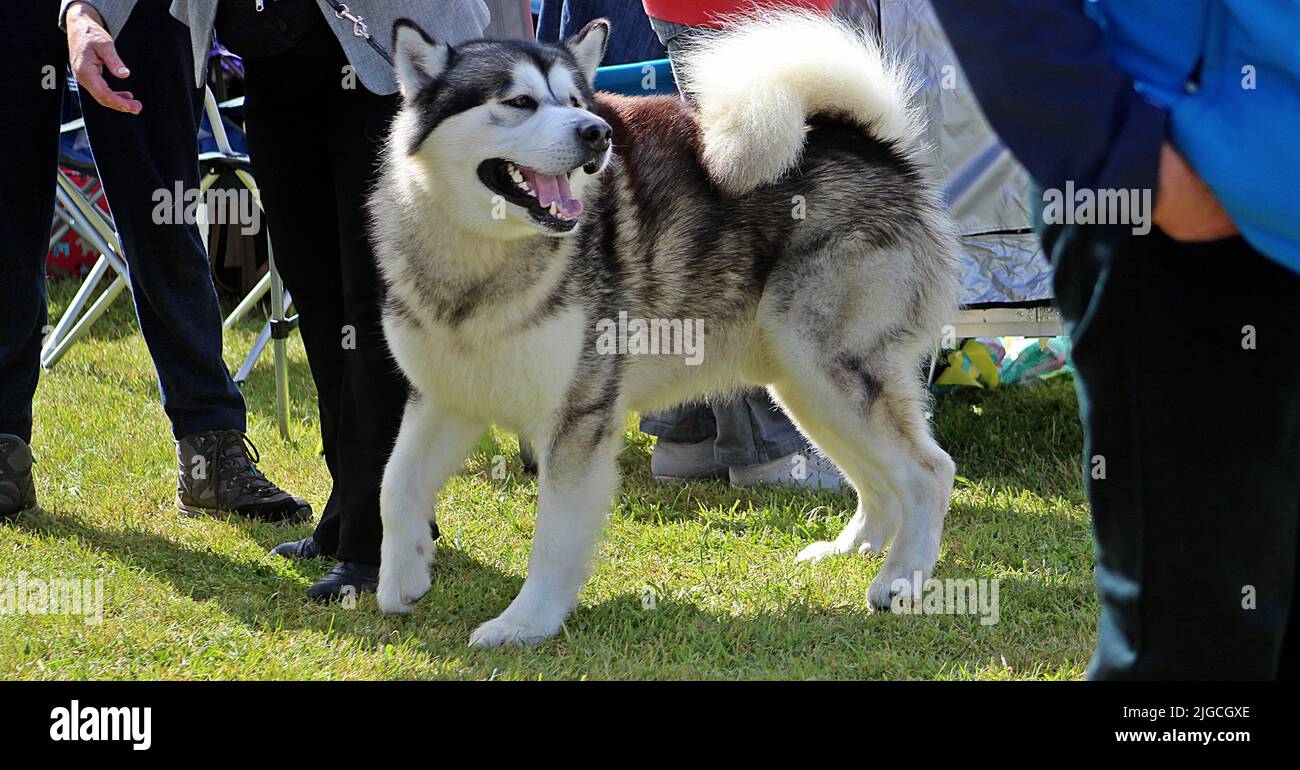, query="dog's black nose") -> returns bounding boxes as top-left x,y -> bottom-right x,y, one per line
578,120 -> 612,152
